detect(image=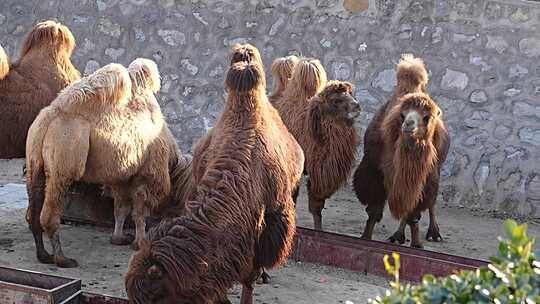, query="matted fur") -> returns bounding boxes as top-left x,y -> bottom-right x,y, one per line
268,55 -> 299,104
274,59 -> 361,229
395,53 -> 428,95
229,43 -> 262,65
125,45 -> 304,304
0,45 -> 8,80
0,20 -> 81,158
353,54 -> 450,246
128,58 -> 161,94
25,59 -> 191,268
381,93 -> 441,218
